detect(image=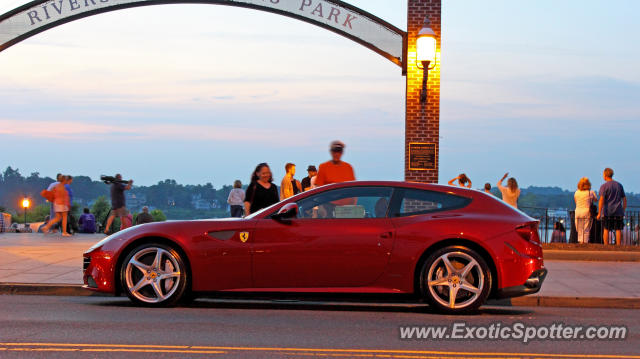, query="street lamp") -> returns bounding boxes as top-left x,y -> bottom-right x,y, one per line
22,198 -> 30,226
416,17 -> 437,105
